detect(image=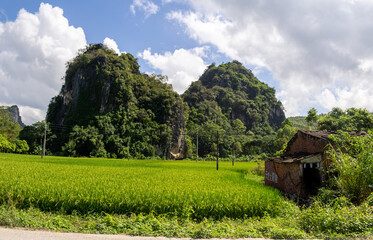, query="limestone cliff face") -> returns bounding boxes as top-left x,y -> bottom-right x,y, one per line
169,101 -> 187,158
268,102 -> 286,131
47,44 -> 186,157
3,105 -> 25,127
